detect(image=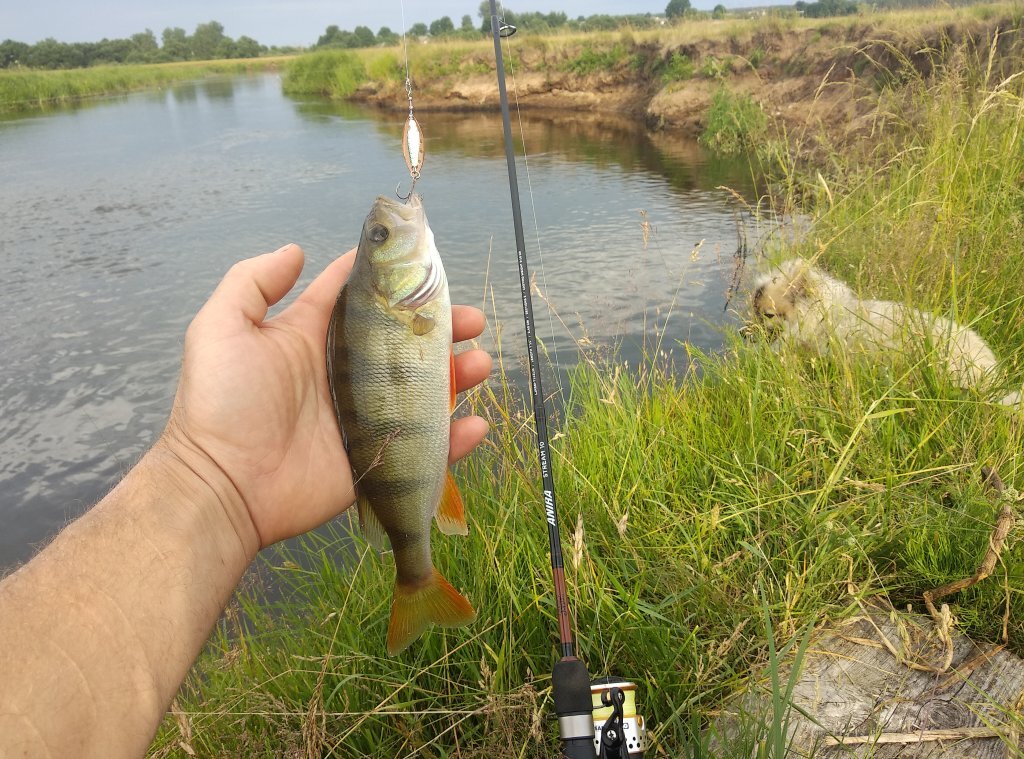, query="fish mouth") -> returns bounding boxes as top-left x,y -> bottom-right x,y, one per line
372,193 -> 423,224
